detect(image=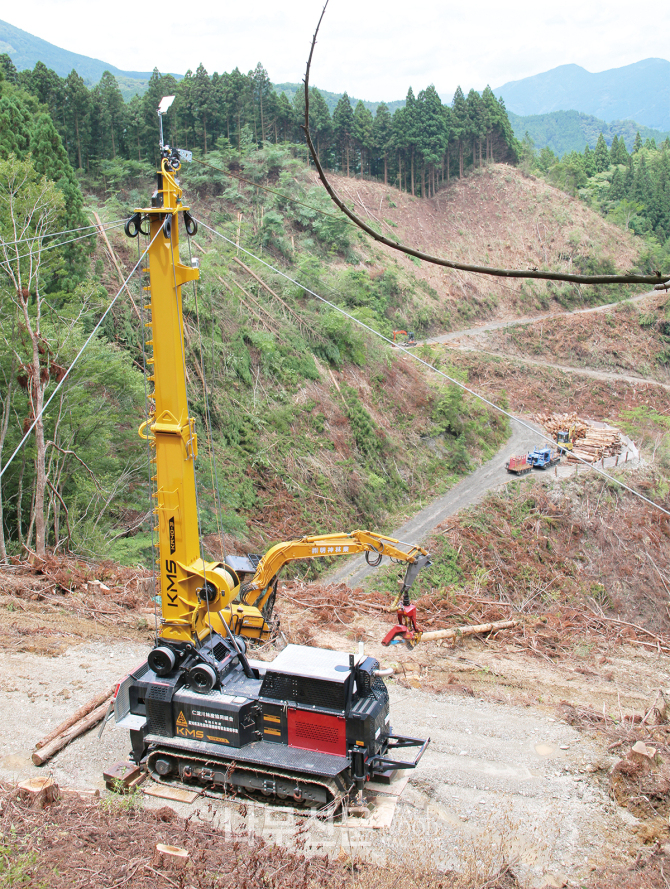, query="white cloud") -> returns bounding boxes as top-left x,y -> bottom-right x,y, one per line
5,0 -> 670,101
